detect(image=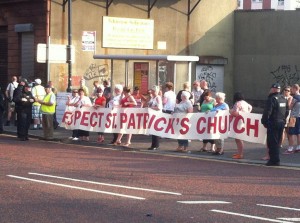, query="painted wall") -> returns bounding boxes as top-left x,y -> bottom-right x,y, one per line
49,0 -> 236,97
234,10 -> 300,109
